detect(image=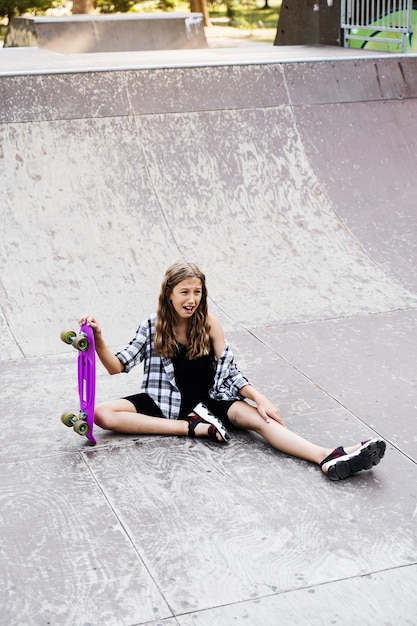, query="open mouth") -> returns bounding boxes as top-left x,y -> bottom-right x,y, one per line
183,306 -> 194,314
